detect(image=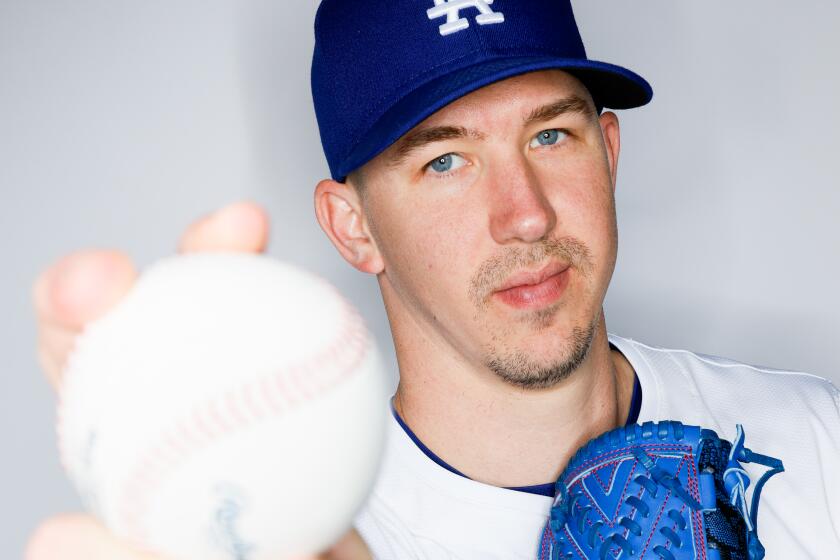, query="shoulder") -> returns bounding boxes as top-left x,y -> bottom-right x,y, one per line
610,333 -> 840,427
613,333 -> 838,403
